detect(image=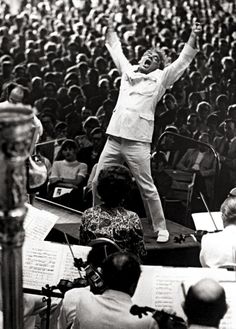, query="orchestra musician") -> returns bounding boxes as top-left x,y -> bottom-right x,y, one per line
58,251 -> 158,329
200,188 -> 236,268
182,278 -> 228,328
